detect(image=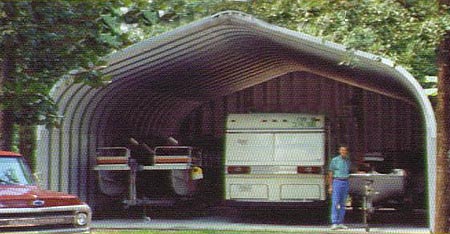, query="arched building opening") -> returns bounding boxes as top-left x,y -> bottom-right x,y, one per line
36,11 -> 436,230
